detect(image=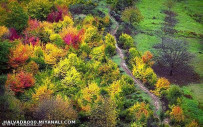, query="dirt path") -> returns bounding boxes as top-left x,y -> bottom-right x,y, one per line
109,14 -> 162,119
